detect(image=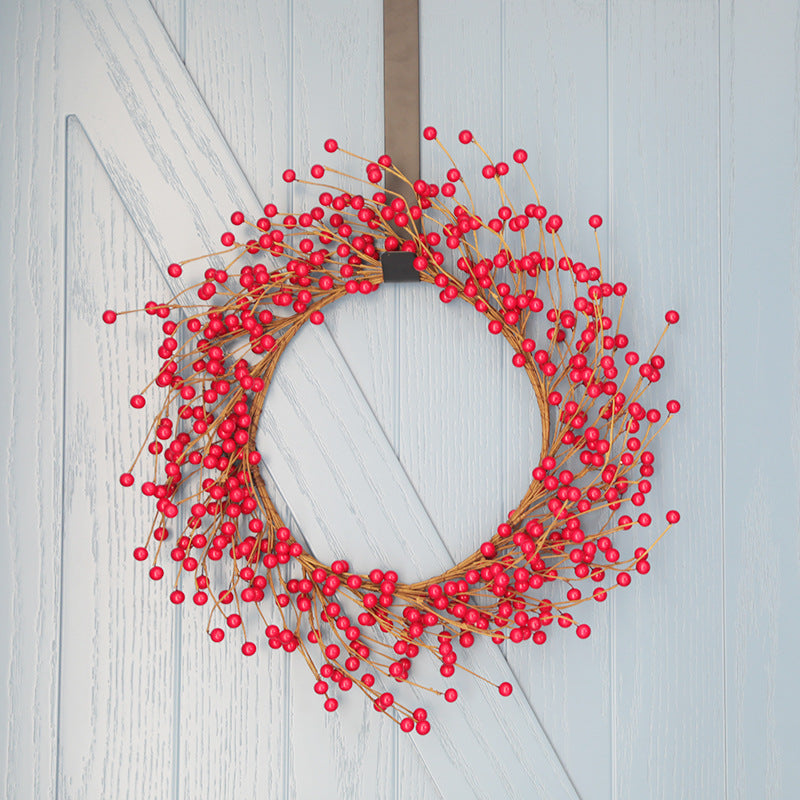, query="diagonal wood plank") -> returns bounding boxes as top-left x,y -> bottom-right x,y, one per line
59,0 -> 578,795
